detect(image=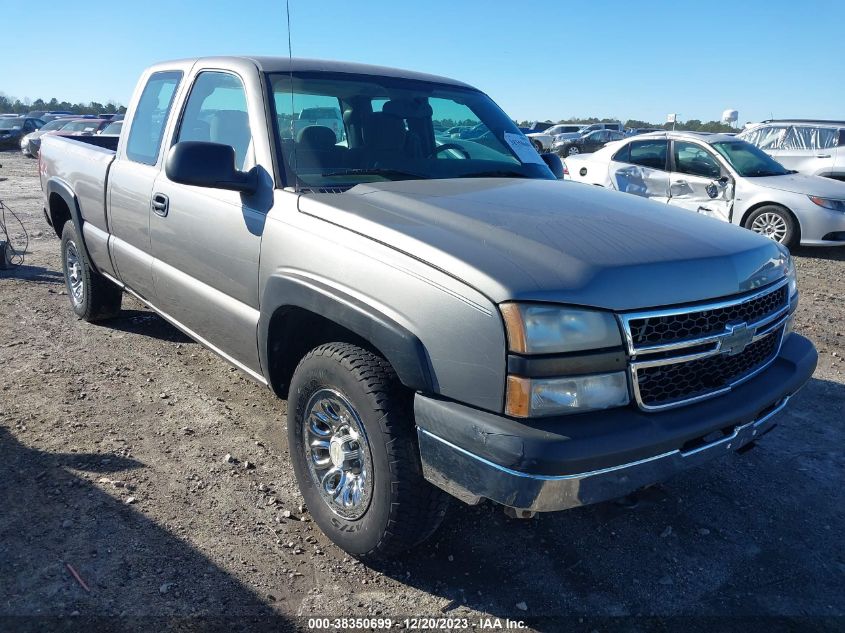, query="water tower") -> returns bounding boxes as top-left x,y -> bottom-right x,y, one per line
722,109 -> 739,129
